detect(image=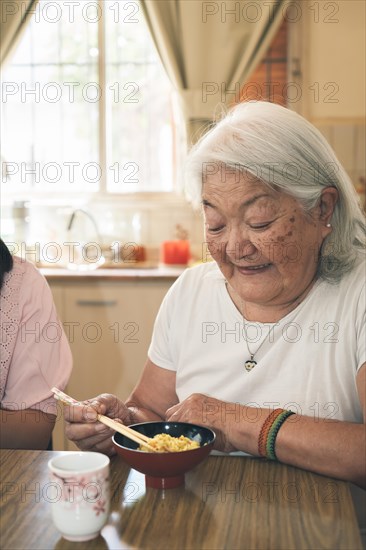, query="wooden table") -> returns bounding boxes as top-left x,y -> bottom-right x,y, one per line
0,450 -> 362,549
